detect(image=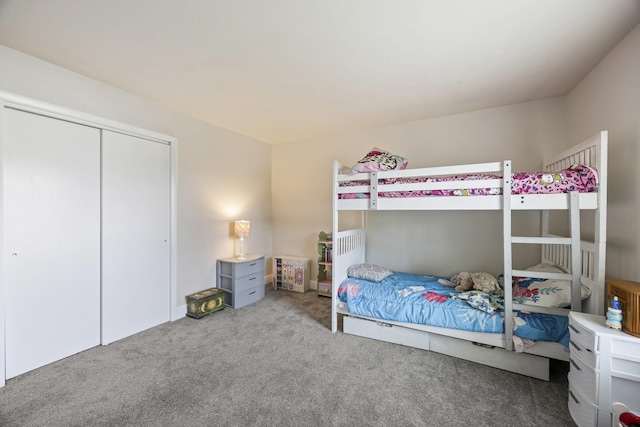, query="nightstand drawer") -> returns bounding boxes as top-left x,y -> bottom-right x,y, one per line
234,285 -> 264,309
235,273 -> 263,293
236,258 -> 264,278
217,256 -> 264,278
